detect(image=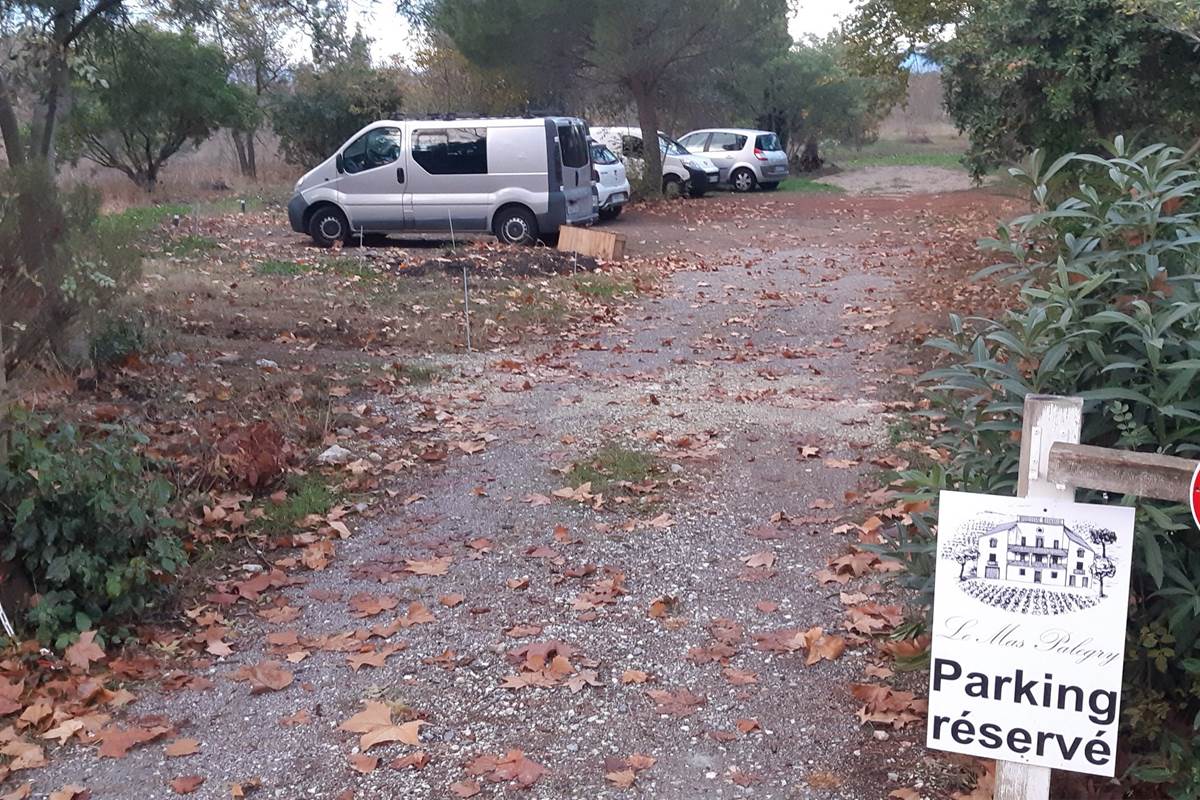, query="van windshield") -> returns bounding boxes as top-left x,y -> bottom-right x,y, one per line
658,134 -> 688,156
